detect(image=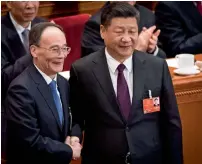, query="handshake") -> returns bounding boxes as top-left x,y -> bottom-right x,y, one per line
65,136 -> 82,160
